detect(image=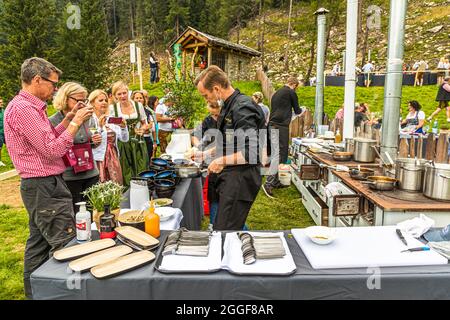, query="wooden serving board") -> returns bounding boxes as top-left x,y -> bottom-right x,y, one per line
69,245 -> 133,273
91,251 -> 155,279
115,226 -> 159,248
53,239 -> 116,262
